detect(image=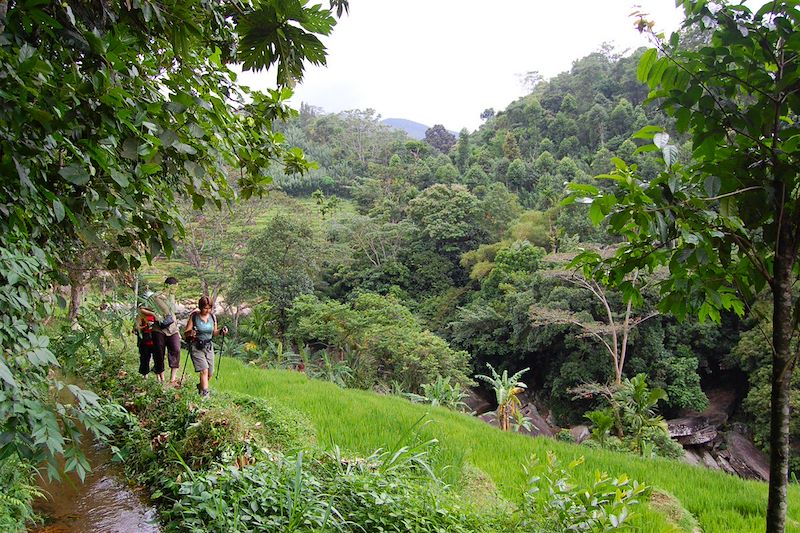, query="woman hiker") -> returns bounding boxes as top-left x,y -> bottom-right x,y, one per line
184,296 -> 227,397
